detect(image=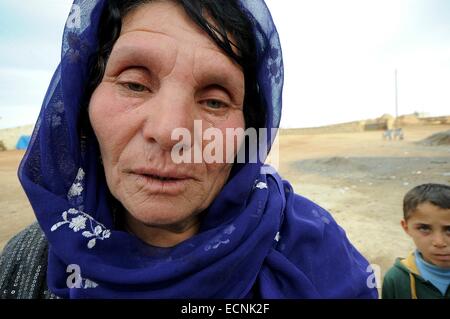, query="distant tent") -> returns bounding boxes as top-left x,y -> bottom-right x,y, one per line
16,135 -> 31,150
